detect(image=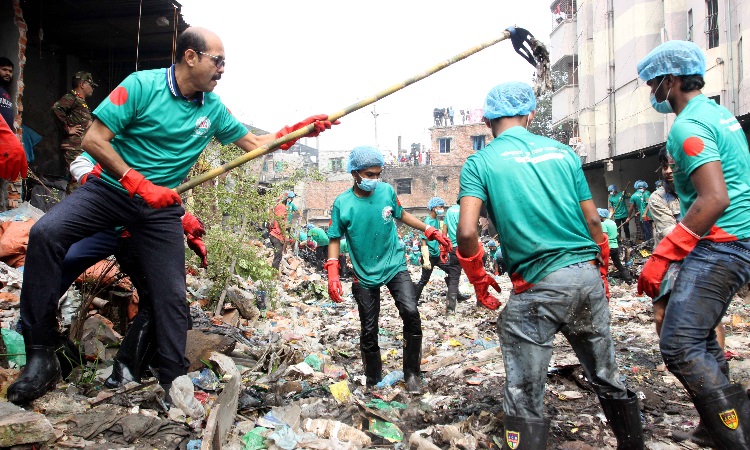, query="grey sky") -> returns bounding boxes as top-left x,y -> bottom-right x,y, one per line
178,0 -> 554,155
